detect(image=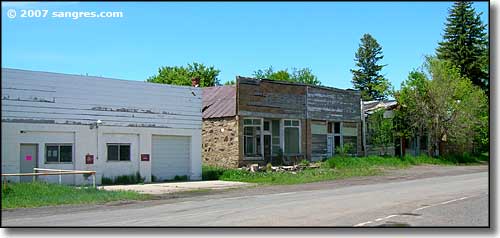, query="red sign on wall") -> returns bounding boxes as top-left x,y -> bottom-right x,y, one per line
85,154 -> 94,164
141,154 -> 150,161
